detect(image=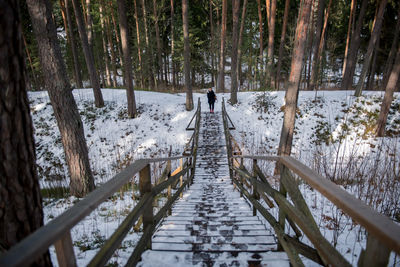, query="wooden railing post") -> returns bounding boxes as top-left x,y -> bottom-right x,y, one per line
167,159 -> 172,215
55,231 -> 77,267
358,234 -> 390,267
252,159 -> 259,216
179,158 -> 183,198
277,163 -> 288,251
139,164 -> 153,249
